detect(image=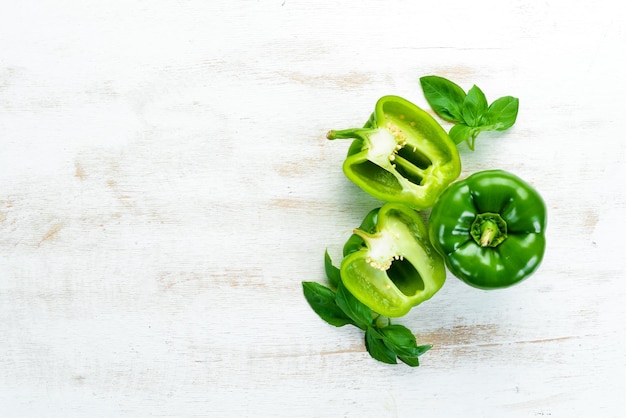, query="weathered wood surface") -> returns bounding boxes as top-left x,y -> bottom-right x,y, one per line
1,1 -> 625,416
